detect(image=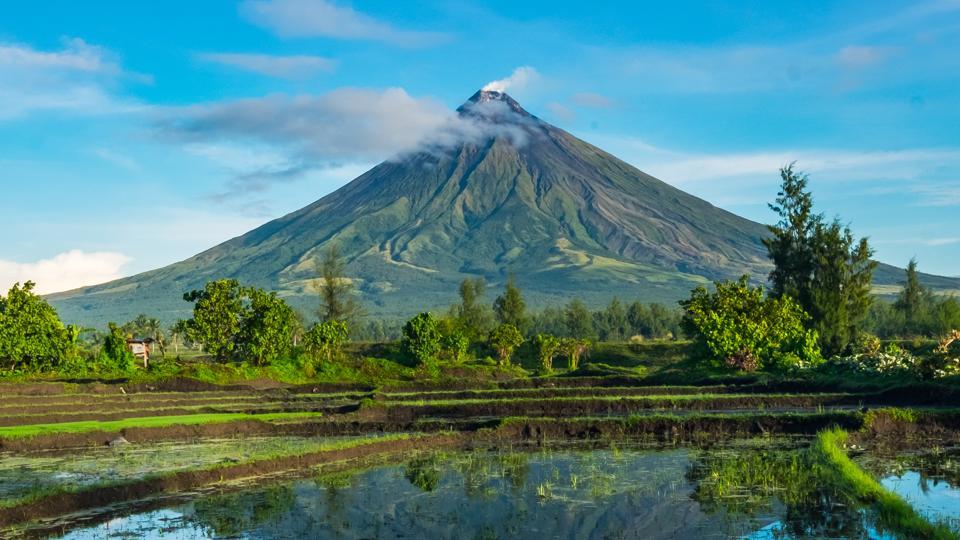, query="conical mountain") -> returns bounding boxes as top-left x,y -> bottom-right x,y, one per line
49,90 -> 958,325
